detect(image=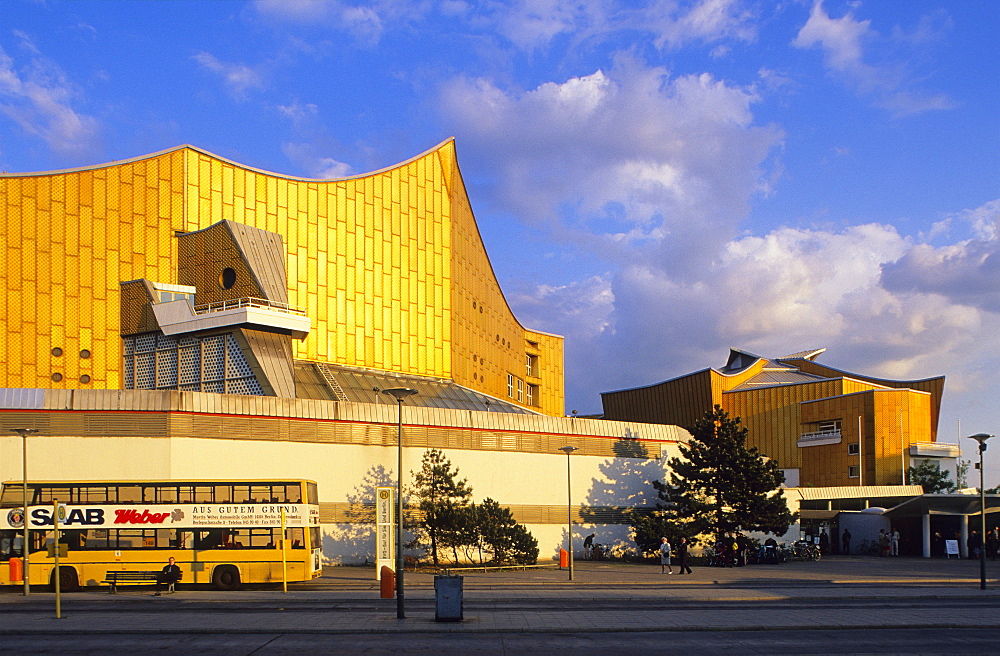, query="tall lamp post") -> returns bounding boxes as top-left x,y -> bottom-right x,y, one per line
382,387 -> 417,618
559,445 -> 578,581
10,428 -> 38,596
967,433 -> 992,590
